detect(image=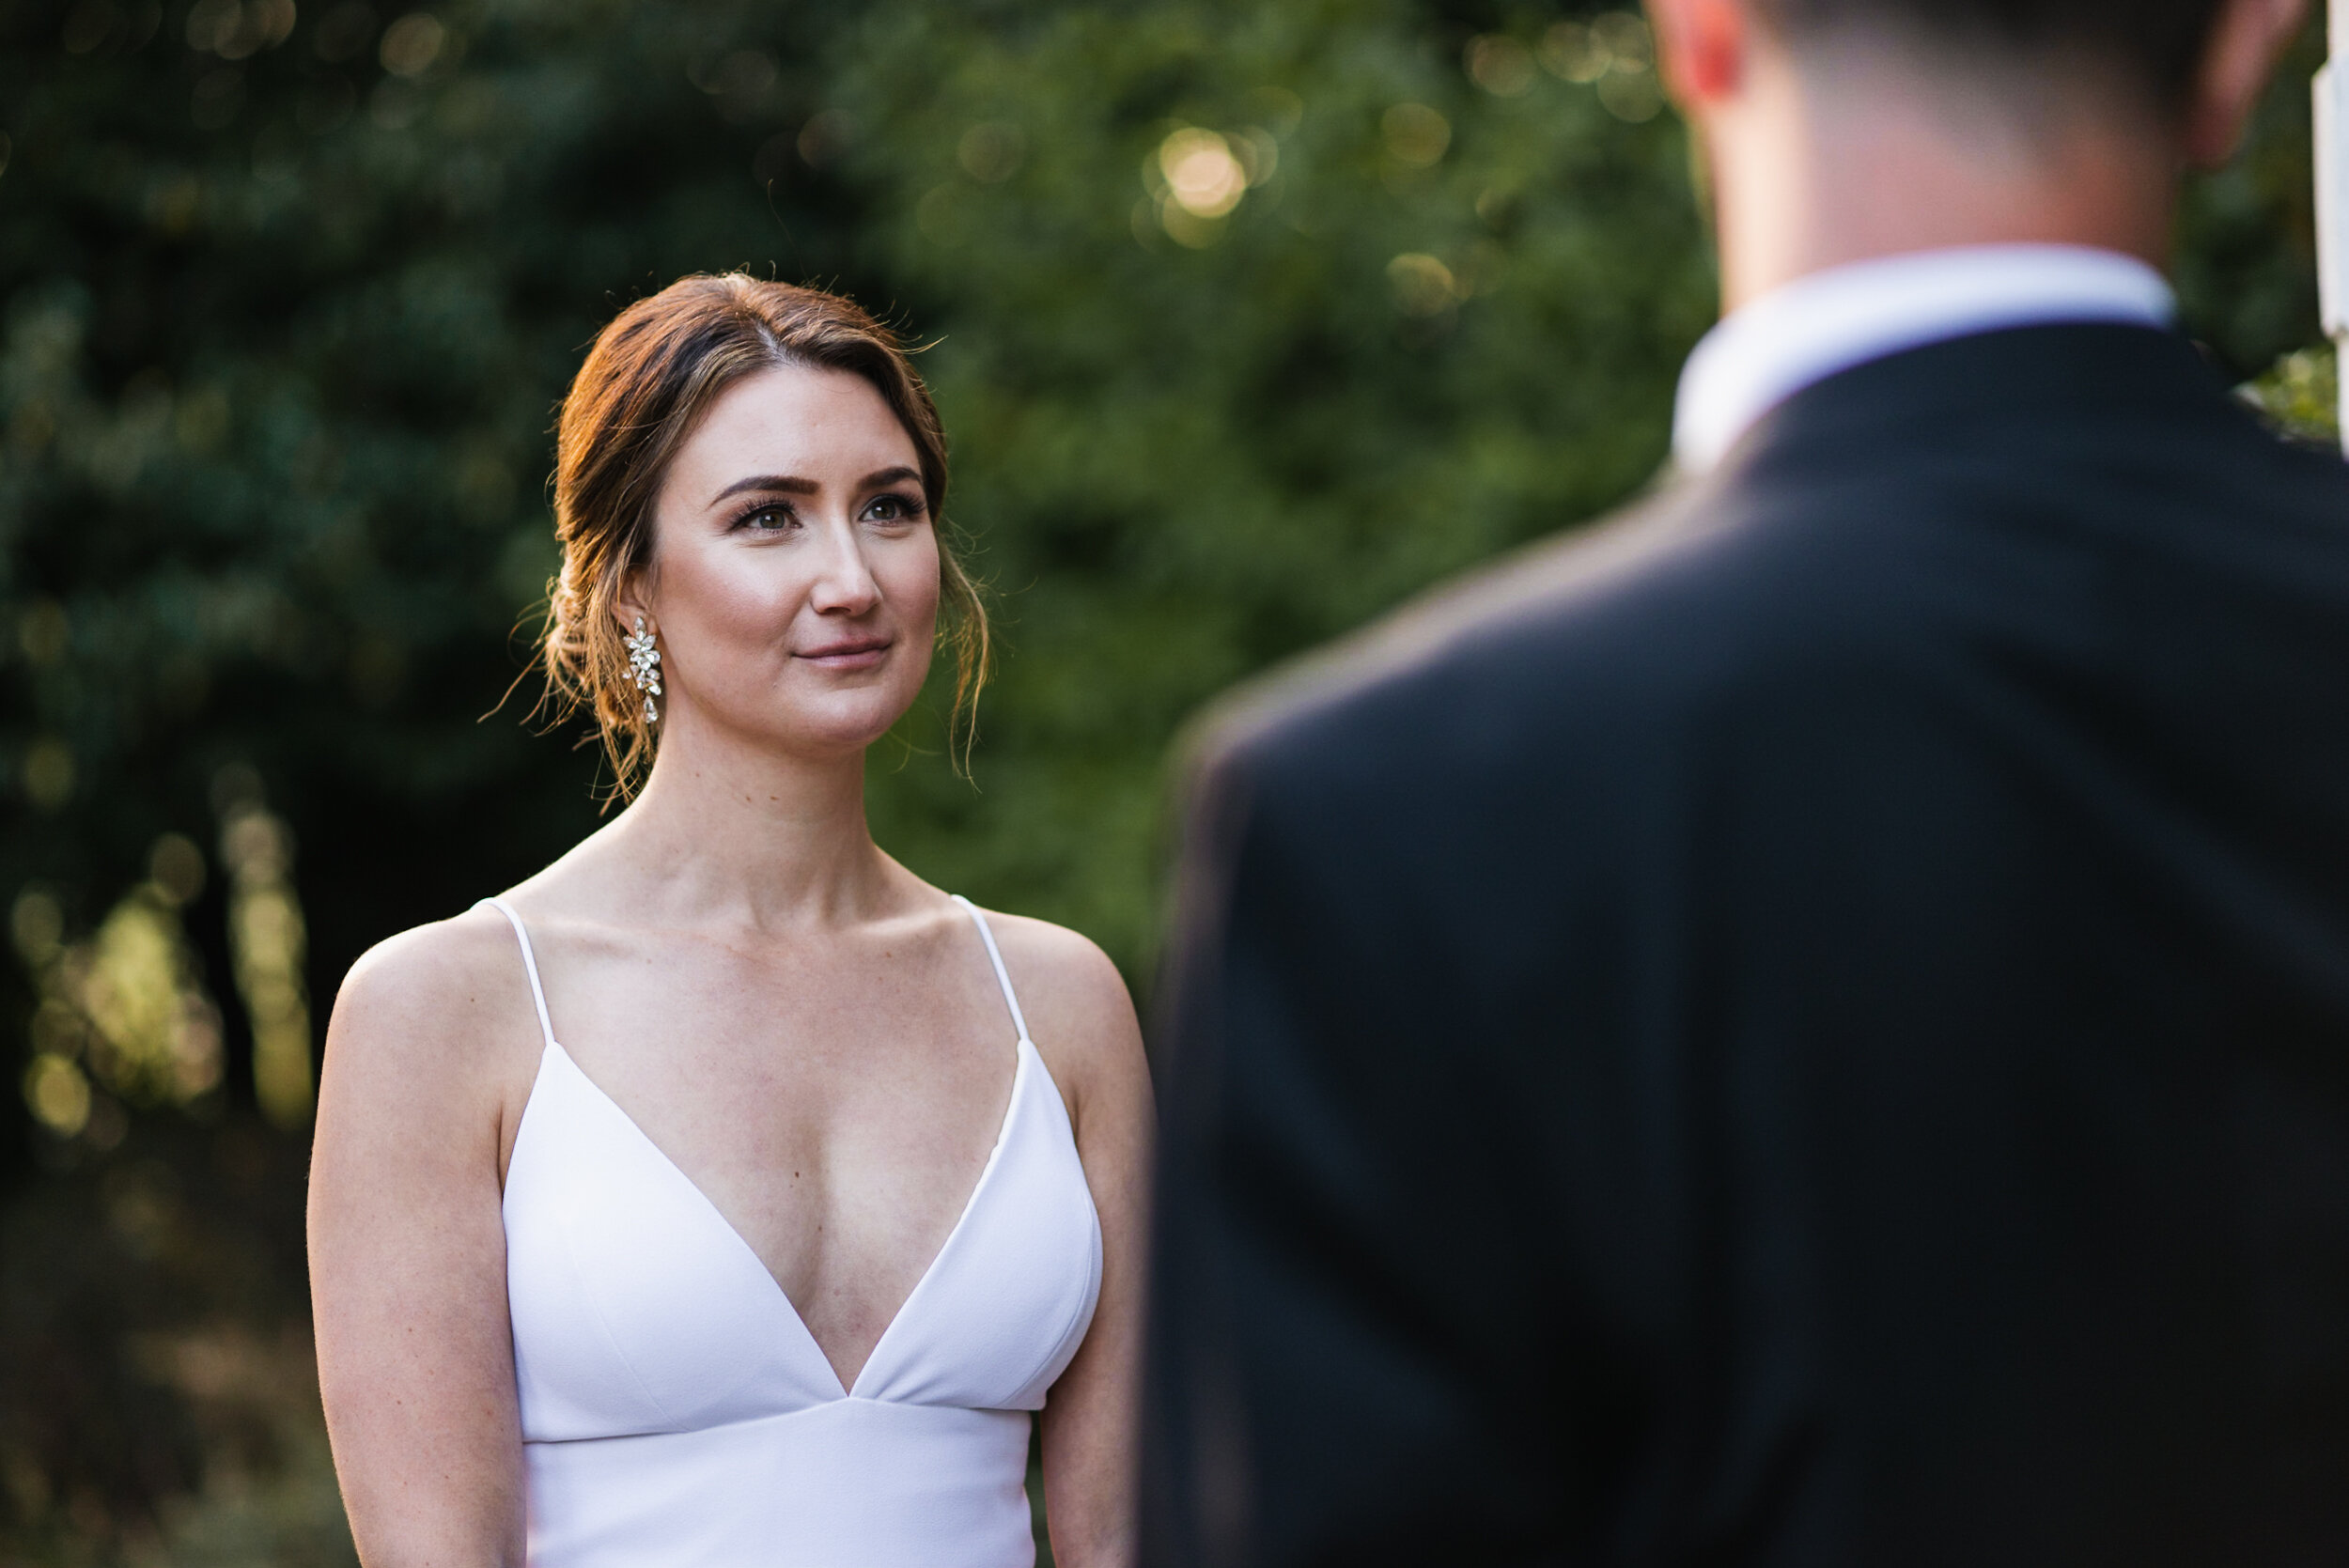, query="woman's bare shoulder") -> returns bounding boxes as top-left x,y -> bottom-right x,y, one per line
963,908 -> 1144,1094
325,903 -> 544,1096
